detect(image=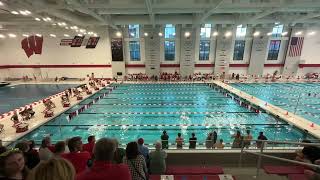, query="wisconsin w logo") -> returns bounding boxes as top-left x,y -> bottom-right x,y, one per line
21,35 -> 43,58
